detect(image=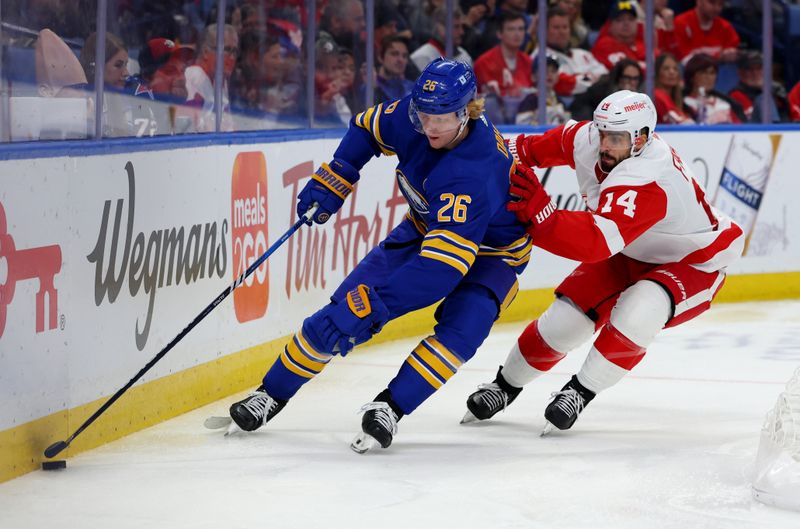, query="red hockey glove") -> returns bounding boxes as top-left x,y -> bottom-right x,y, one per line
507,133 -> 536,167
507,164 -> 557,232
